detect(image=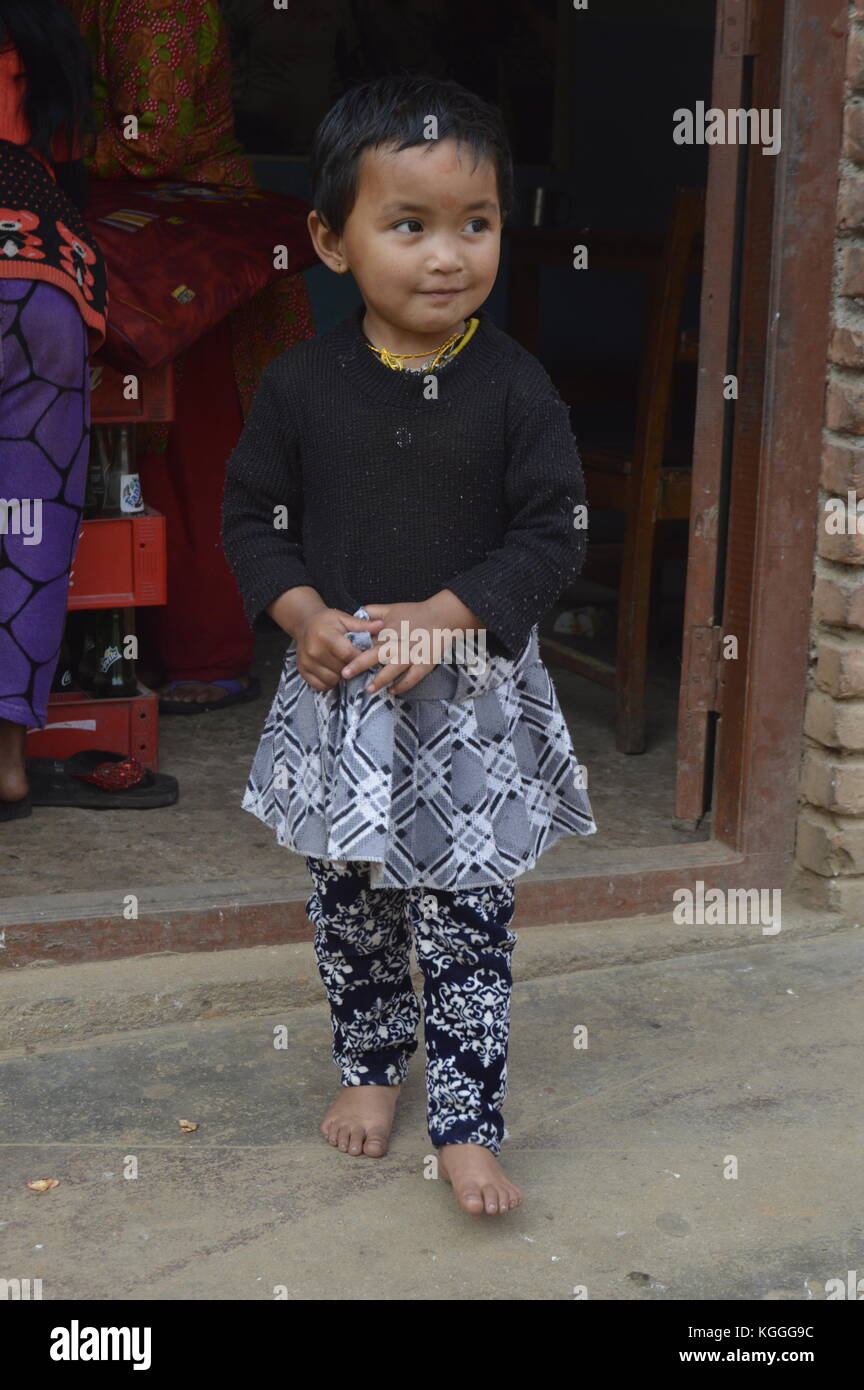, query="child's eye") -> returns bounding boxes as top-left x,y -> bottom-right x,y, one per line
391,217 -> 491,234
